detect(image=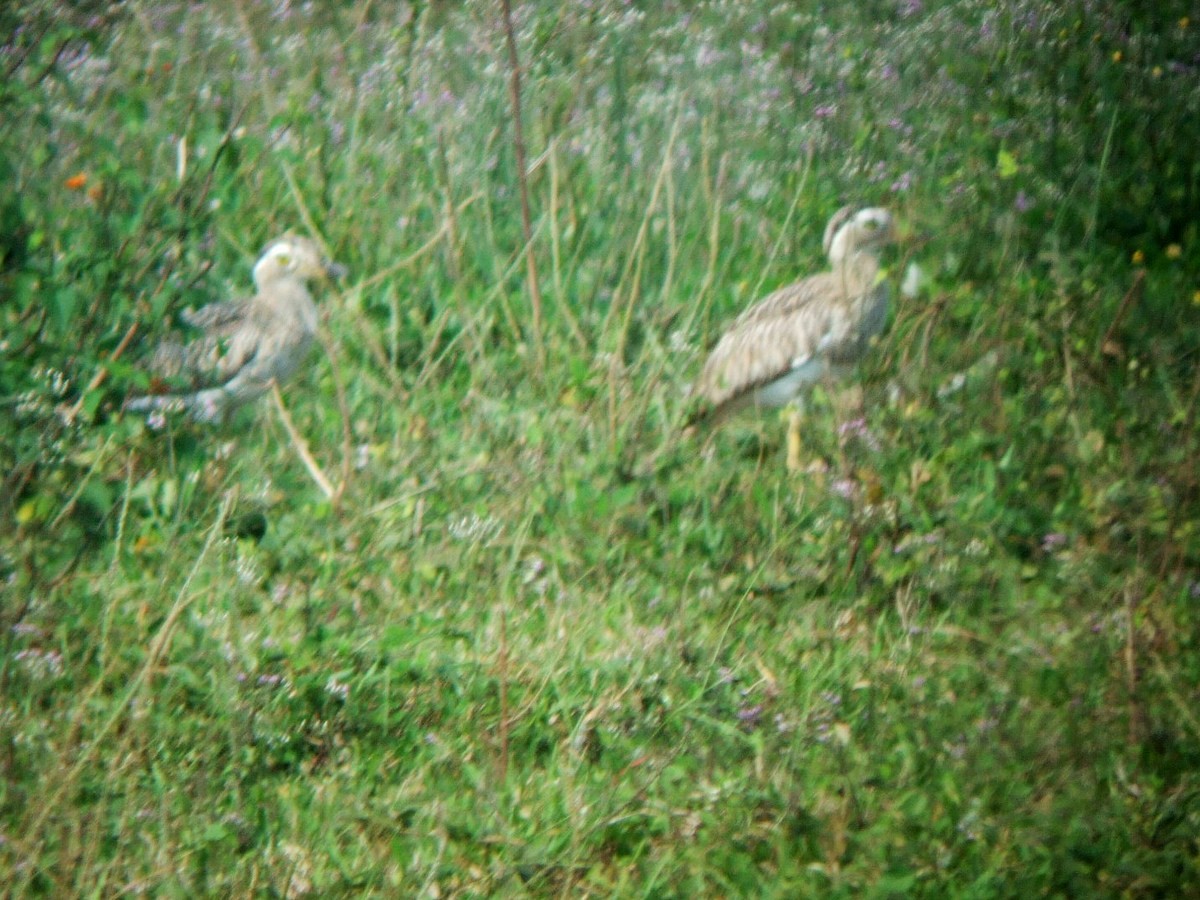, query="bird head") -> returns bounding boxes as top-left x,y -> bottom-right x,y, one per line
253,234 -> 347,289
823,207 -> 896,264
